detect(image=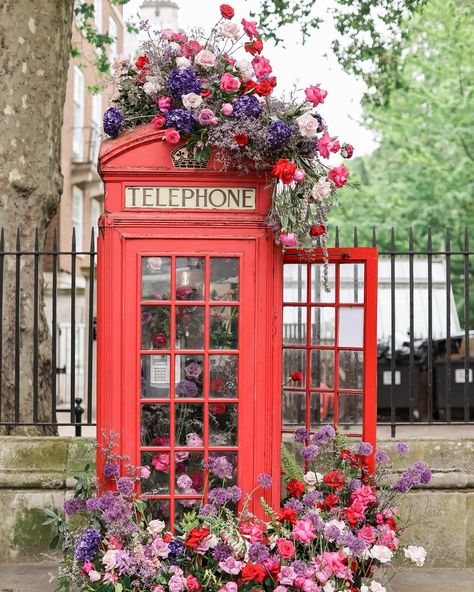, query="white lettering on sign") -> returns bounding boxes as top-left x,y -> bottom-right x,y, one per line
454,368 -> 473,383
125,186 -> 256,210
